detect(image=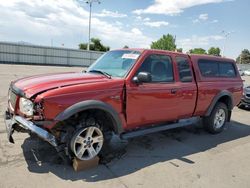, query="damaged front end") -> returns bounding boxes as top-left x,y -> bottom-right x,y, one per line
4,111 -> 57,147
5,83 -> 58,148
